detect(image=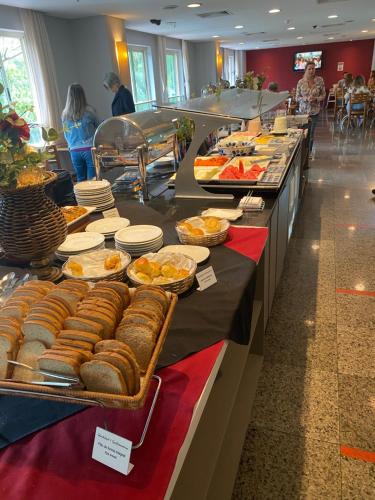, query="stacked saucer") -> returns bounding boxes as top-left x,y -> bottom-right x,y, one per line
74,180 -> 115,212
115,225 -> 163,257
55,232 -> 105,261
85,217 -> 130,240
